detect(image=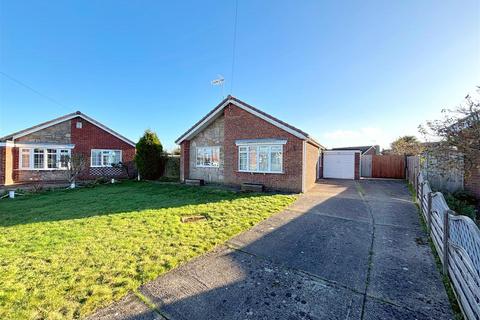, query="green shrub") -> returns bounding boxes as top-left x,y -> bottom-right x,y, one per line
164,156 -> 180,178
135,130 -> 166,180
445,190 -> 478,220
